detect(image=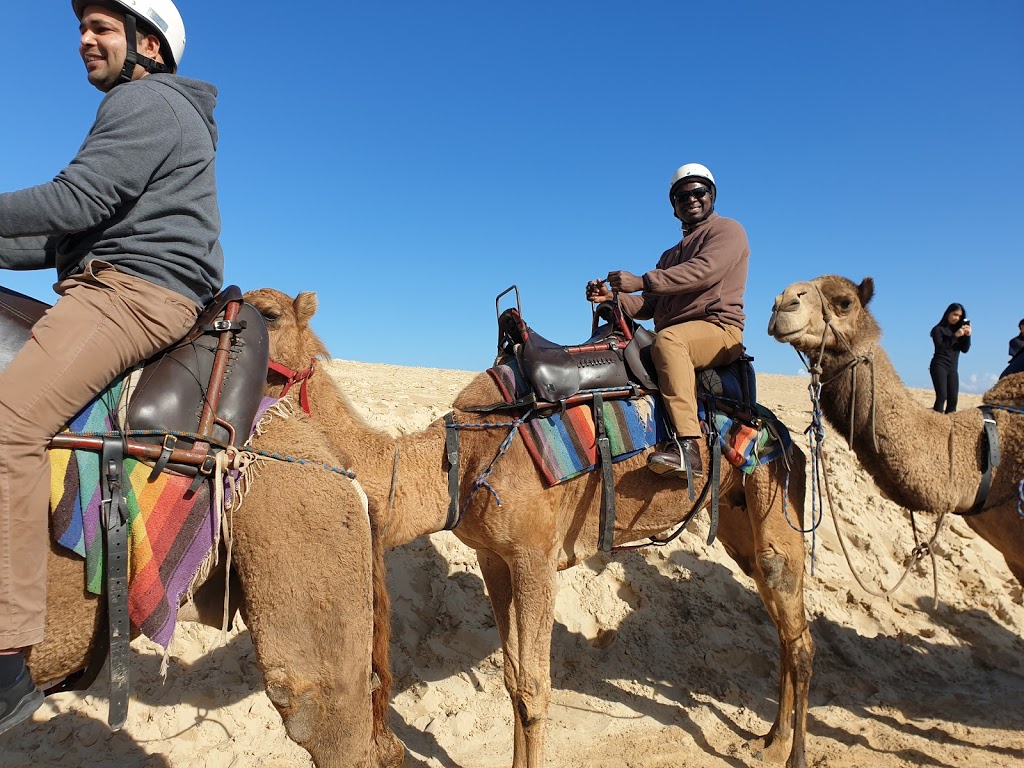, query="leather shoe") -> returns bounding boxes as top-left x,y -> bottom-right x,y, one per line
647,439 -> 703,478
